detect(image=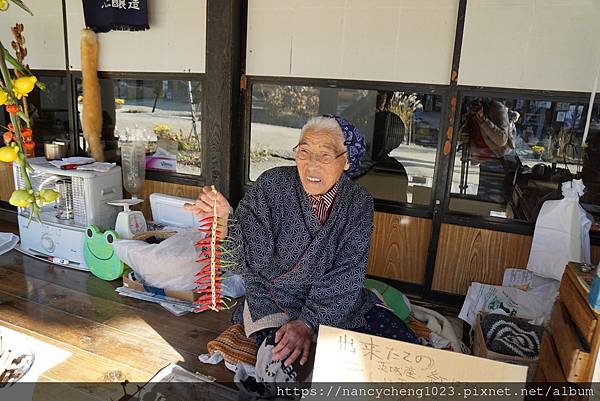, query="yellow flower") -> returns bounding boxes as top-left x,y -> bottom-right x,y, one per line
12,76 -> 37,100
38,189 -> 61,205
0,145 -> 19,162
531,145 -> 545,153
9,189 -> 34,208
0,0 -> 8,11
0,89 -> 7,105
